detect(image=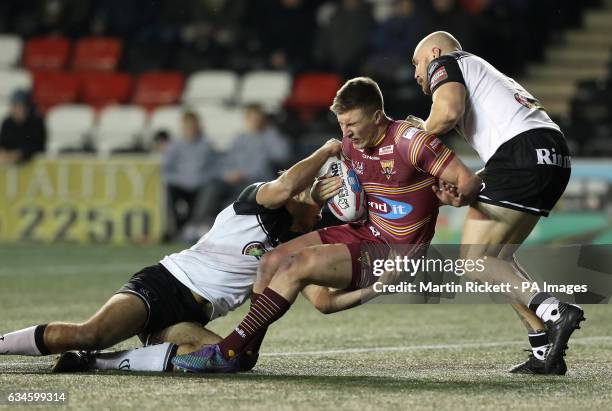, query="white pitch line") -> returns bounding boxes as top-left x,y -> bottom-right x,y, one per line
261,336 -> 612,357
2,336 -> 611,367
